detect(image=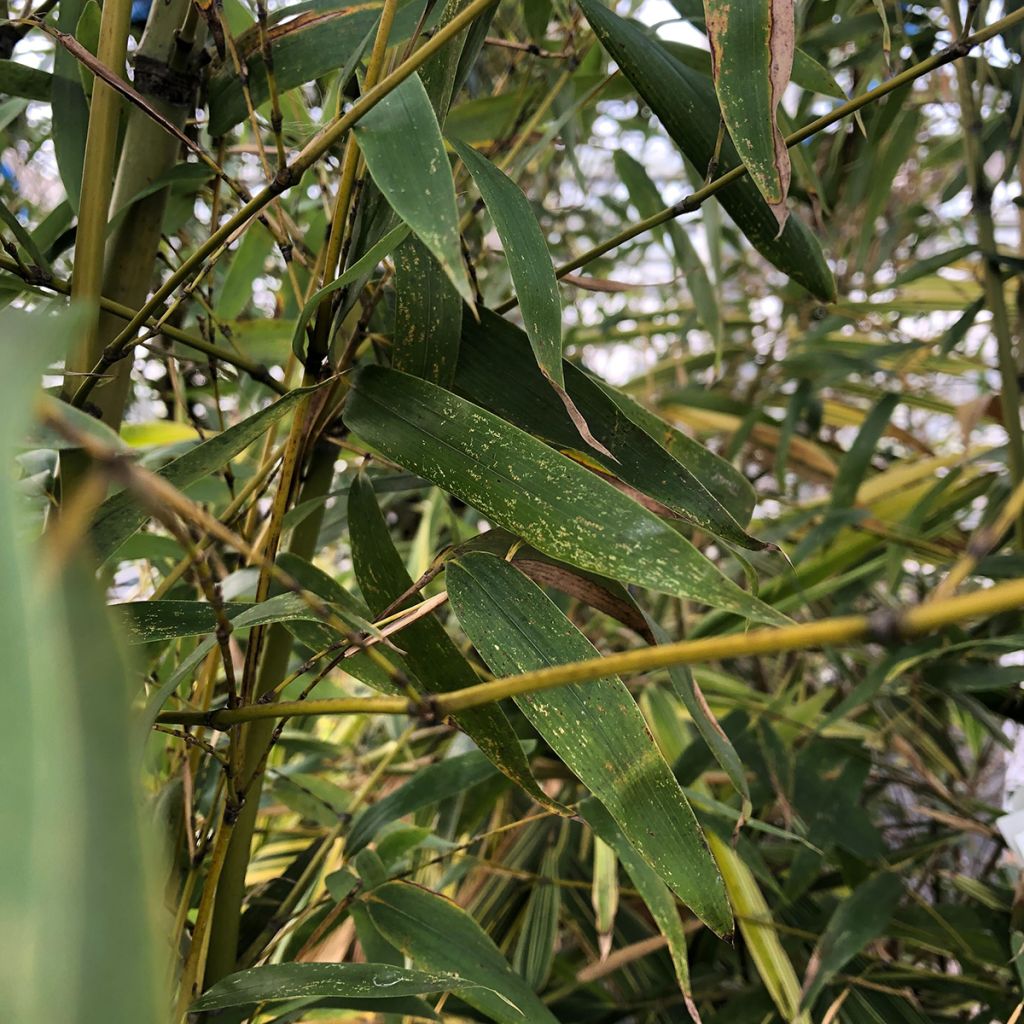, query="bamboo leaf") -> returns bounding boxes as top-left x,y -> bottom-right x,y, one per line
353,72 -> 473,306
592,834 -> 619,958
346,366 -> 785,622
346,748 -> 501,856
800,872 -> 902,1010
292,223 -> 410,361
513,846 -> 561,990
706,829 -> 809,1023
90,384 -> 324,561
0,60 -> 53,102
206,0 -> 431,135
392,234 -> 462,384
646,616 -> 751,820
1,306 -> 165,1022
348,473 -> 564,811
705,0 -> 795,227
578,0 -> 835,301
51,0 -> 90,212
364,880 -> 563,1023
447,551 -> 734,936
191,962 -> 464,1010
613,150 -> 722,347
454,311 -> 761,547
450,138 -> 606,453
